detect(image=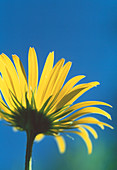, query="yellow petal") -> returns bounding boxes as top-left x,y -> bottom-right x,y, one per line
0,53 -> 21,101
54,81 -> 100,112
46,62 -> 72,114
36,52 -> 54,109
51,61 -> 72,99
35,134 -> 44,142
65,101 -> 112,113
39,58 -> 65,109
0,97 -> 12,122
54,136 -> 66,154
67,81 -> 100,105
74,117 -> 113,129
64,107 -> 111,121
71,128 -> 92,154
0,77 -> 14,109
0,59 -> 15,95
0,95 -> 9,112
0,94 -> 12,117
28,47 -> 38,98
79,125 -> 98,139
51,75 -> 85,109
58,101 -> 112,121
13,127 -> 18,132
12,54 -> 28,105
